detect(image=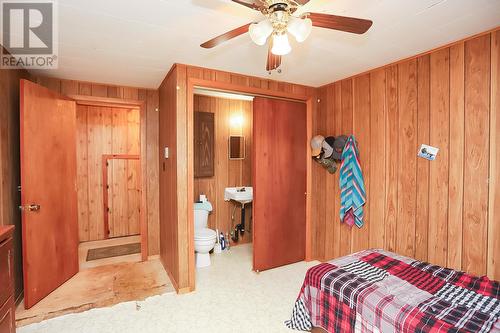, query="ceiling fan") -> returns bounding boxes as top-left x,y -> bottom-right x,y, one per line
200,0 -> 373,73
